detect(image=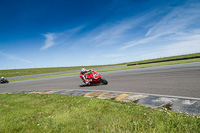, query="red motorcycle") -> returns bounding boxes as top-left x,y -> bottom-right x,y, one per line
80,71 -> 108,86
